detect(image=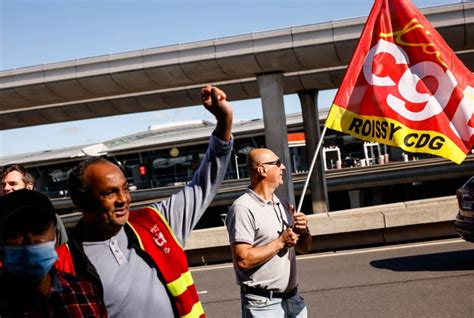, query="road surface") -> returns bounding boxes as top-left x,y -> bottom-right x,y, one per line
191,238 -> 474,317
